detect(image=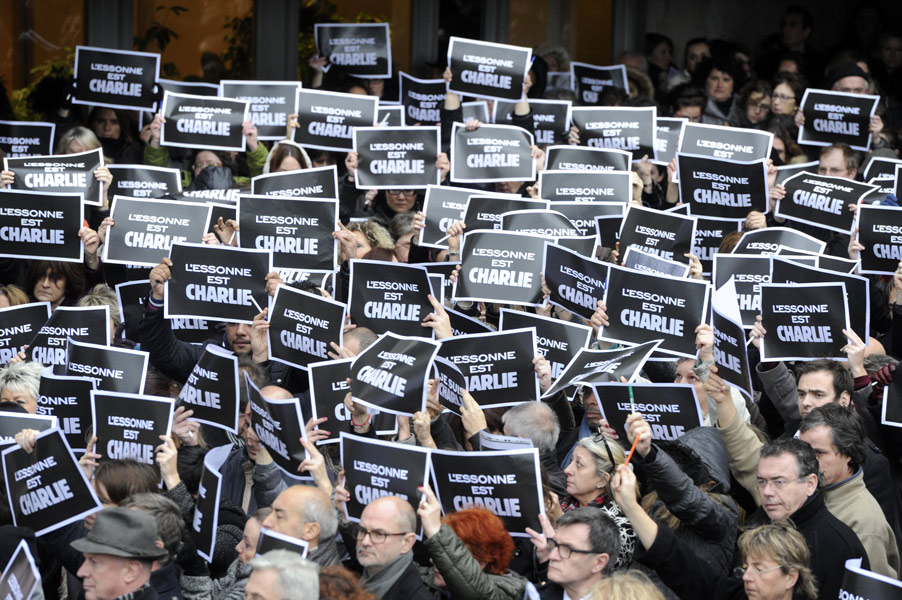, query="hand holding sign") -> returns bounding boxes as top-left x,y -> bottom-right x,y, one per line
417,483 -> 443,538
79,436 -> 101,481
624,413 -> 652,459
703,366 -> 735,427
459,389 -> 487,438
